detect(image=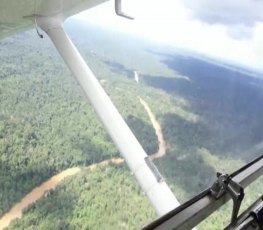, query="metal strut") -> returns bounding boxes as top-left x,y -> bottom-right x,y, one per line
210,173 -> 244,225
225,196 -> 263,230
143,155 -> 263,230
36,16 -> 180,217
